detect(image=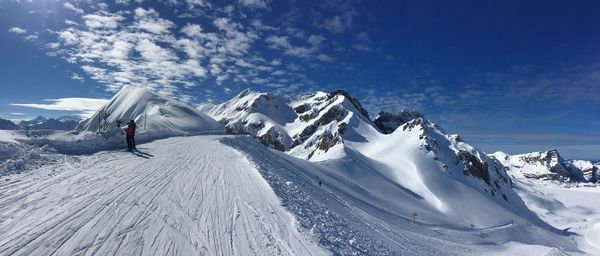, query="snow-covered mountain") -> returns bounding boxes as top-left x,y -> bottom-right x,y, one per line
78,85 -> 222,134
0,118 -> 19,130
0,116 -> 81,131
25,116 -> 81,130
18,116 -> 48,128
490,150 -> 589,183
568,159 -> 599,182
204,88 -> 545,226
